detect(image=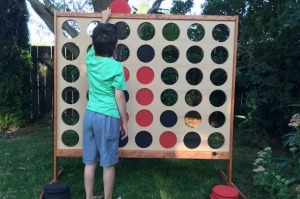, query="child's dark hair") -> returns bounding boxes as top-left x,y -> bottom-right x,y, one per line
92,23 -> 118,57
